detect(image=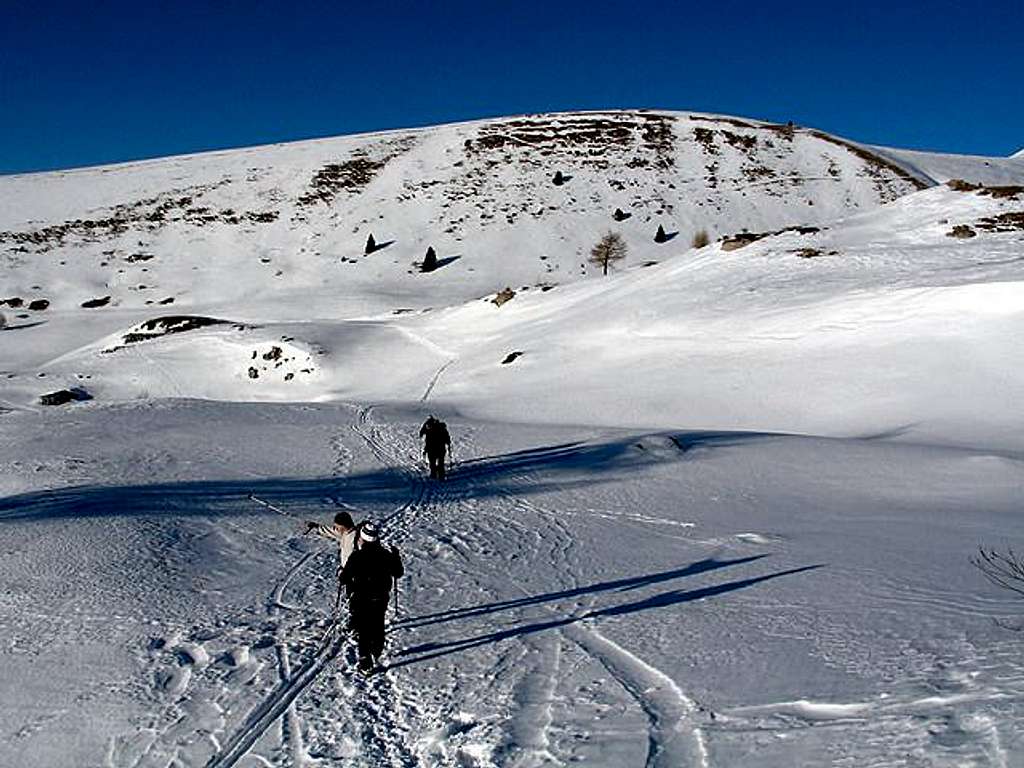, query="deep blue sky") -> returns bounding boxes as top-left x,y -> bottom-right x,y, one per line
2,0 -> 1022,174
